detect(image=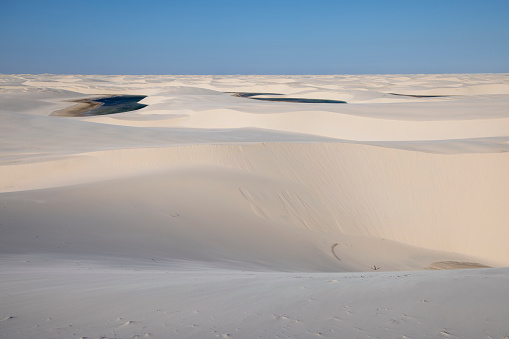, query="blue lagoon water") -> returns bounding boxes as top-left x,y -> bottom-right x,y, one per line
84,95 -> 147,115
